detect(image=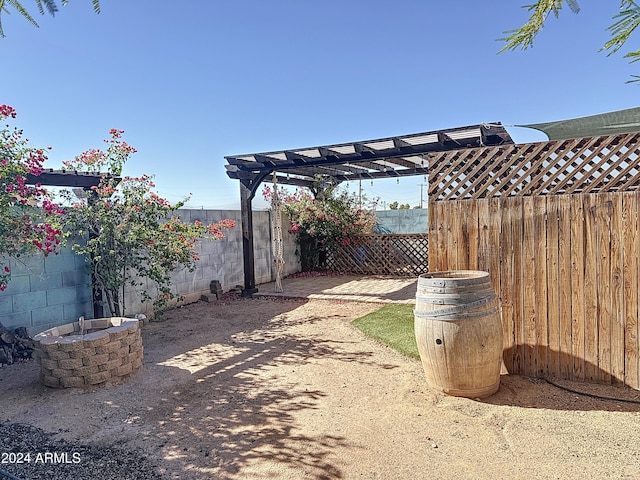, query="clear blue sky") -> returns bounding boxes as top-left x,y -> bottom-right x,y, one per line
2,1 -> 637,209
